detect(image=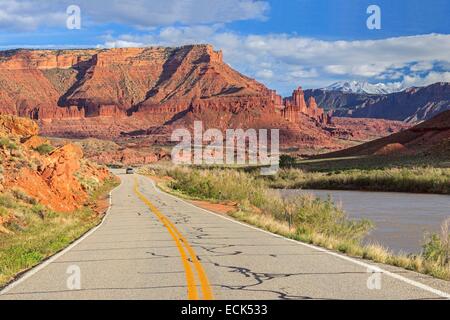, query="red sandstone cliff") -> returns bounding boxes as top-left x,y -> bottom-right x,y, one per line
0,46 -> 402,149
